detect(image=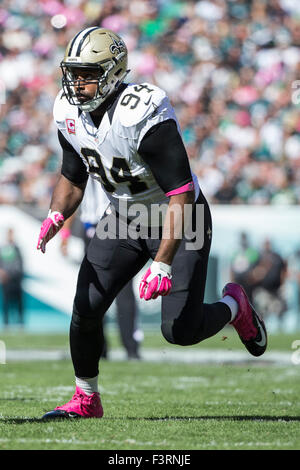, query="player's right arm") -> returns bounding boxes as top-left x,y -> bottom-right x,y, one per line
37,130 -> 88,253
48,174 -> 86,221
